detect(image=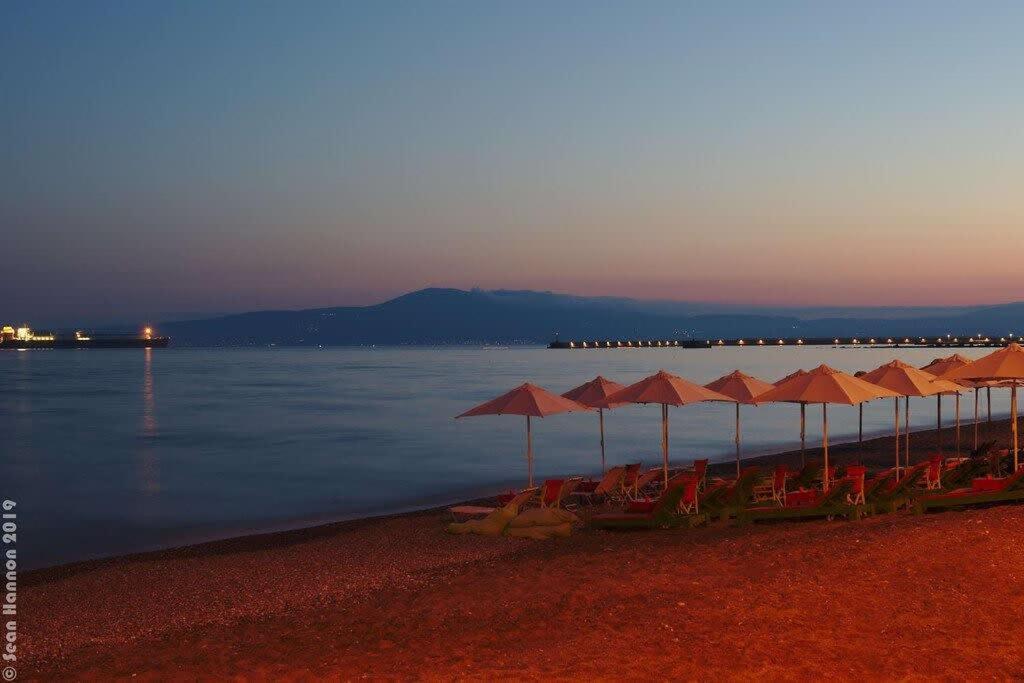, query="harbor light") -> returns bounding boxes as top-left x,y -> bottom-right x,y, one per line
143,327 -> 153,340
